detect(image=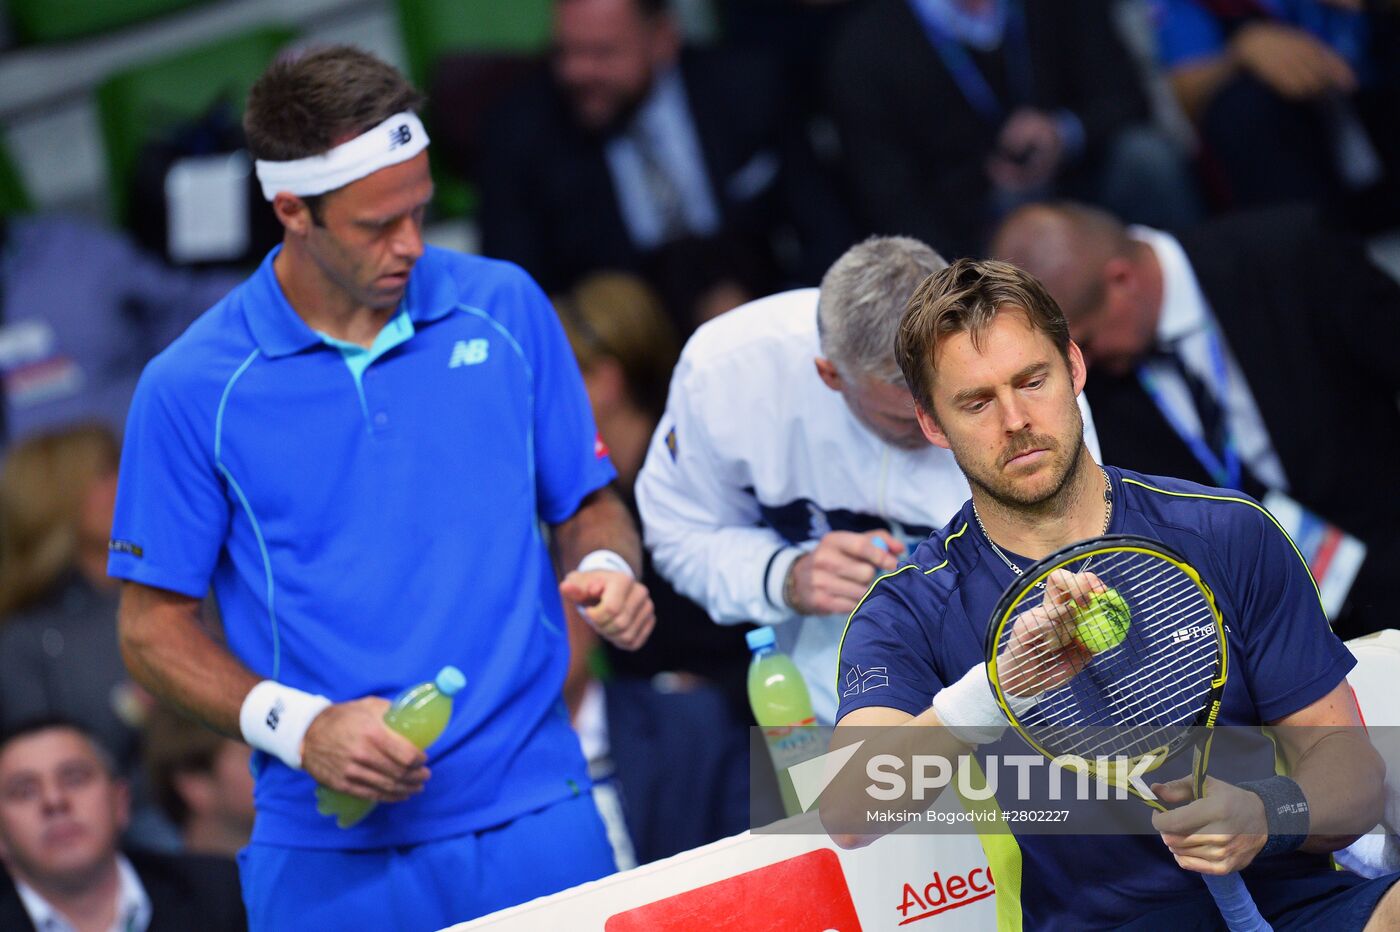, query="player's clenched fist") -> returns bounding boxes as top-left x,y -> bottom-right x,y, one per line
560,570 -> 655,651
301,697 -> 429,802
1151,775 -> 1269,875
